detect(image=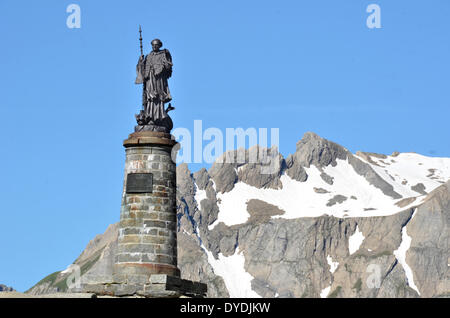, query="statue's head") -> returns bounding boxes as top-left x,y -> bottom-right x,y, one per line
151,39 -> 162,52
